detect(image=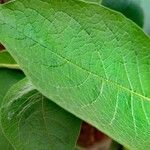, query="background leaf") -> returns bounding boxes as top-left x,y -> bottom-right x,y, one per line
140,0 -> 150,35
101,0 -> 144,27
1,78 -> 81,150
0,68 -> 24,149
0,49 -> 24,149
1,0 -> 150,149
0,69 -> 24,104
